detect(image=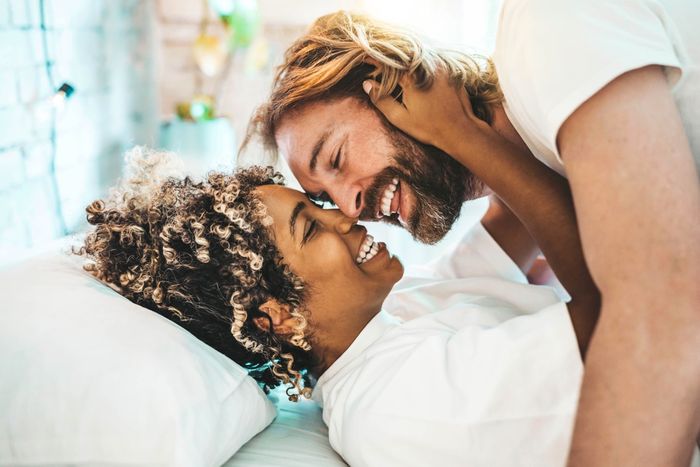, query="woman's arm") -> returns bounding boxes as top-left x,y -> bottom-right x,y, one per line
363,73 -> 600,356
447,110 -> 599,357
